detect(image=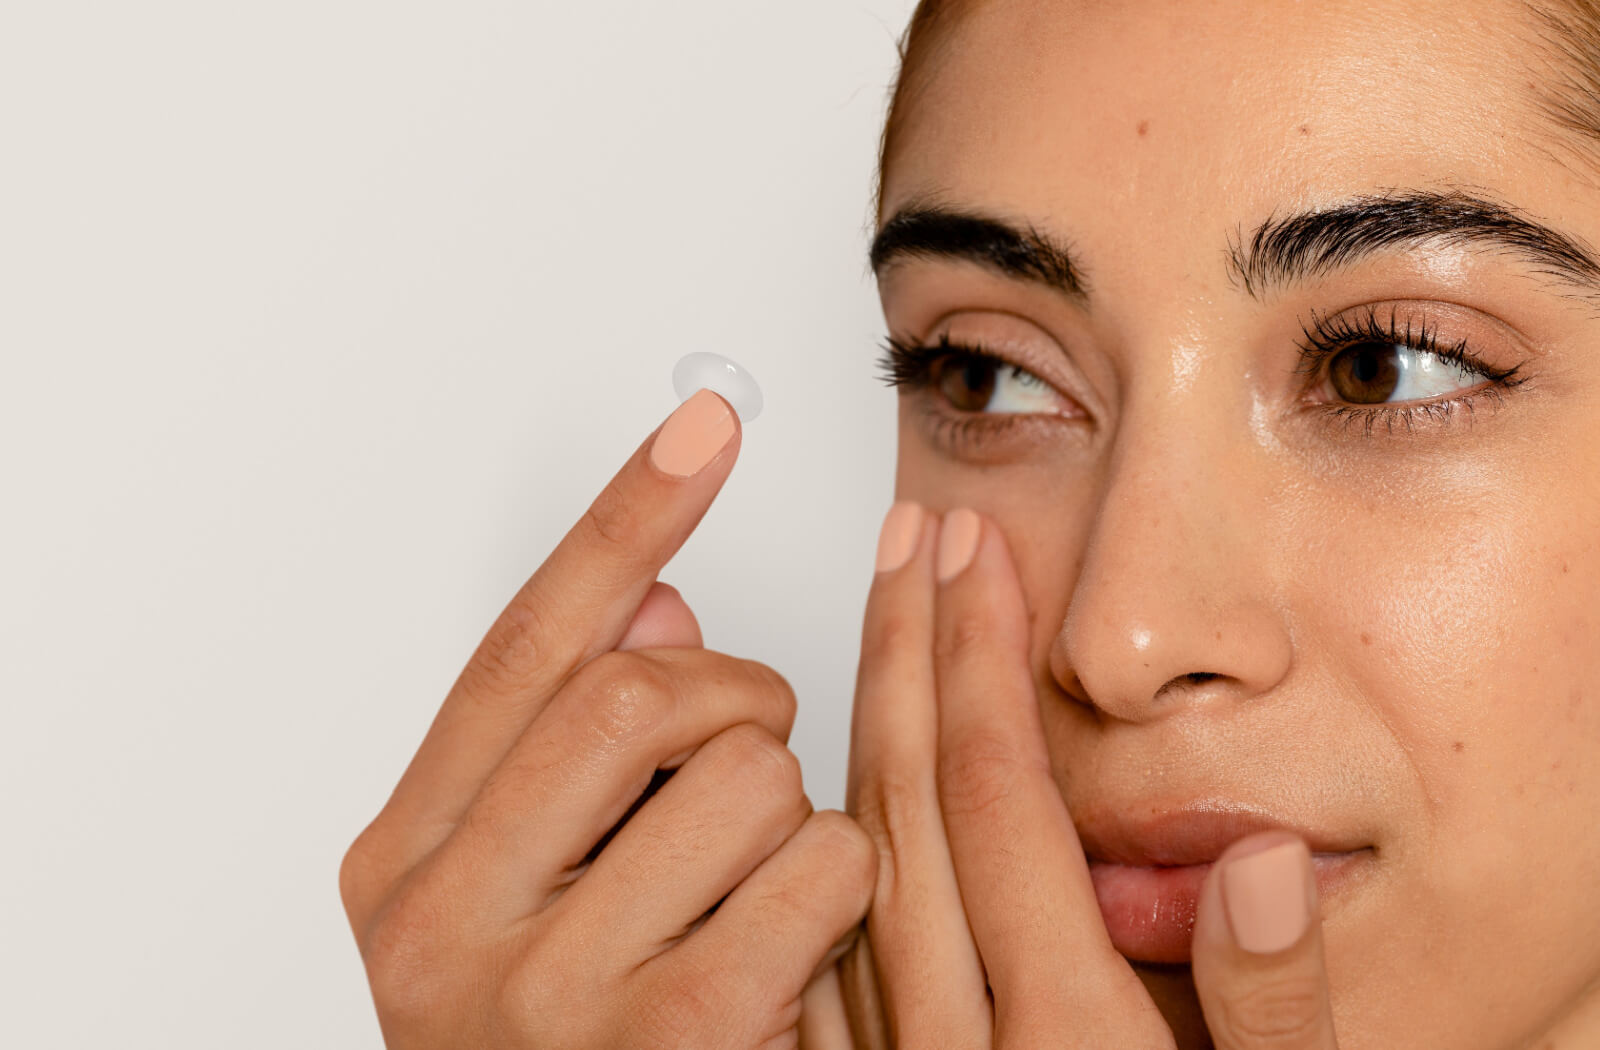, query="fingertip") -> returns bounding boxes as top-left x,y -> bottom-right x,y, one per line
649,388 -> 741,480
1192,832 -> 1339,1047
